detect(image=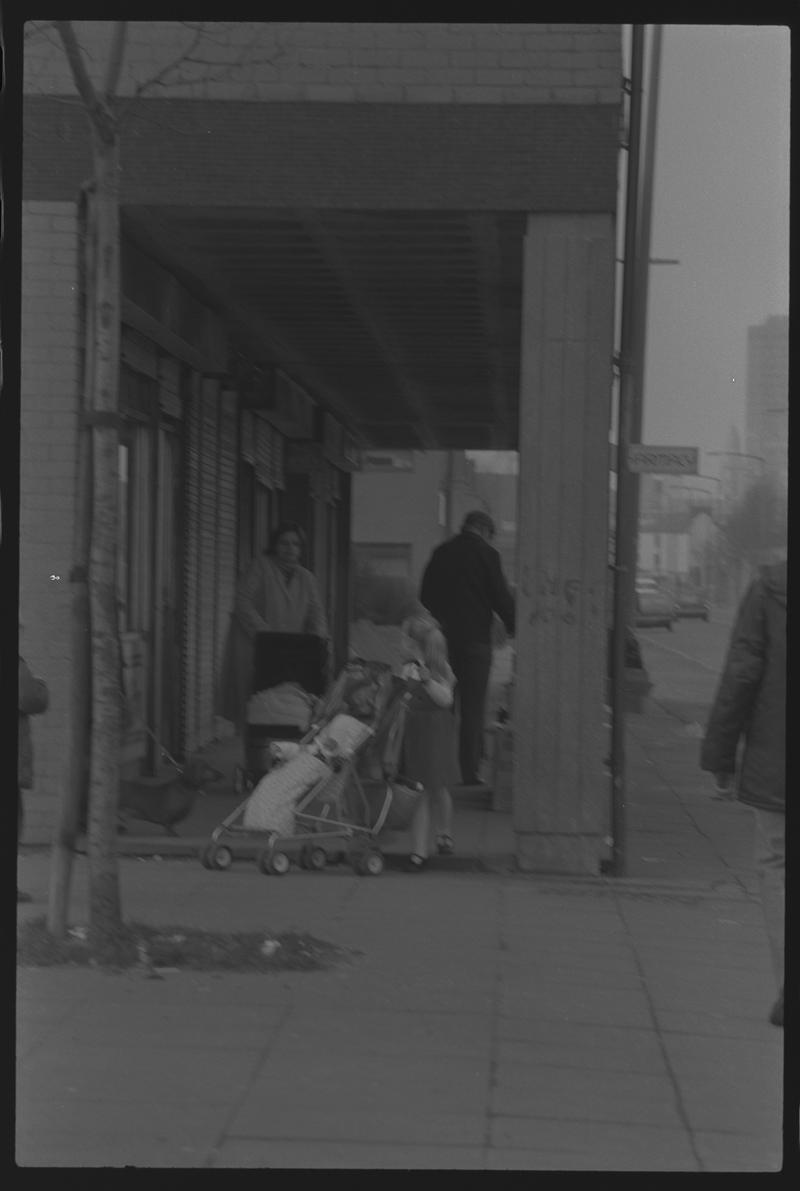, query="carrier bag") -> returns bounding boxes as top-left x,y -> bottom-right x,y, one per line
361,777 -> 425,832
